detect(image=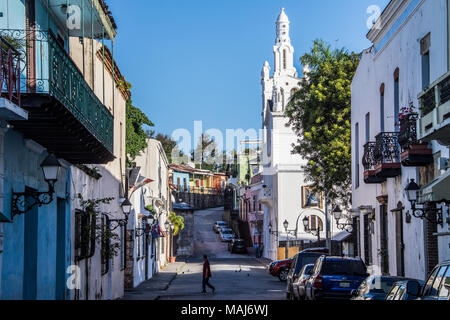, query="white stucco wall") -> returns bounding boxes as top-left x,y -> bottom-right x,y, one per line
351,0 -> 449,279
